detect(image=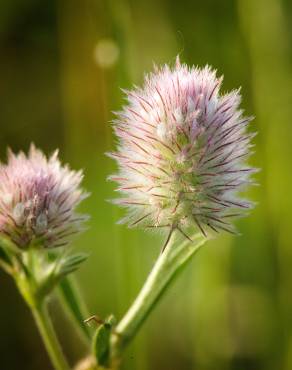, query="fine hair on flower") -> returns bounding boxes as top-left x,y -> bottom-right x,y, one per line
109,57 -> 256,239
